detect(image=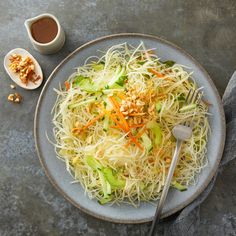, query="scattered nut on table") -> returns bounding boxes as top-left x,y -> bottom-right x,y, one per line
7,92 -> 22,103
7,94 -> 14,102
